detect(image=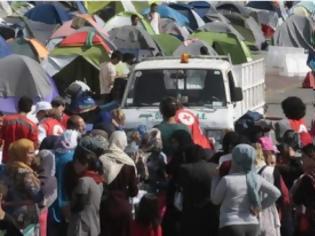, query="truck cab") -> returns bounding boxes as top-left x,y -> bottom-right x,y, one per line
121,55 -> 265,145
